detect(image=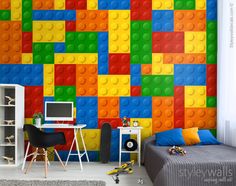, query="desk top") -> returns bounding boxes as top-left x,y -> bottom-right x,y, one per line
118,127 -> 143,130
37,124 -> 86,129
